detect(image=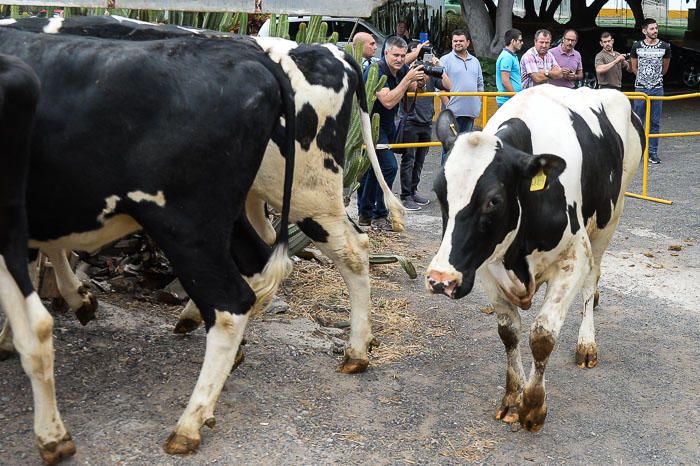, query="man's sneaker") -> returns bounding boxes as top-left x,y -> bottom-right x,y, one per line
358,215 -> 372,226
412,193 -> 430,206
402,198 -> 422,211
649,157 -> 661,164
371,217 -> 395,231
